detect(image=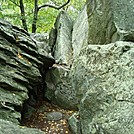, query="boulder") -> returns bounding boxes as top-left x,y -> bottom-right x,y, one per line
46,111 -> 62,121
51,11 -> 73,65
77,41 -> 134,134
45,64 -> 78,110
86,0 -> 134,44
0,19 -> 54,123
45,11 -> 78,109
0,119 -> 44,134
72,0 -> 134,58
72,5 -> 89,58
